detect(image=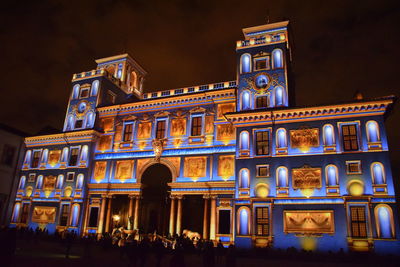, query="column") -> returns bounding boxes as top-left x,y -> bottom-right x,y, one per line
169,196 -> 176,236
203,195 -> 209,240
209,196 -> 217,240
97,196 -> 107,237
105,196 -> 112,233
82,197 -> 90,235
128,195 -> 134,230
176,195 -> 183,236
133,196 -> 140,230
